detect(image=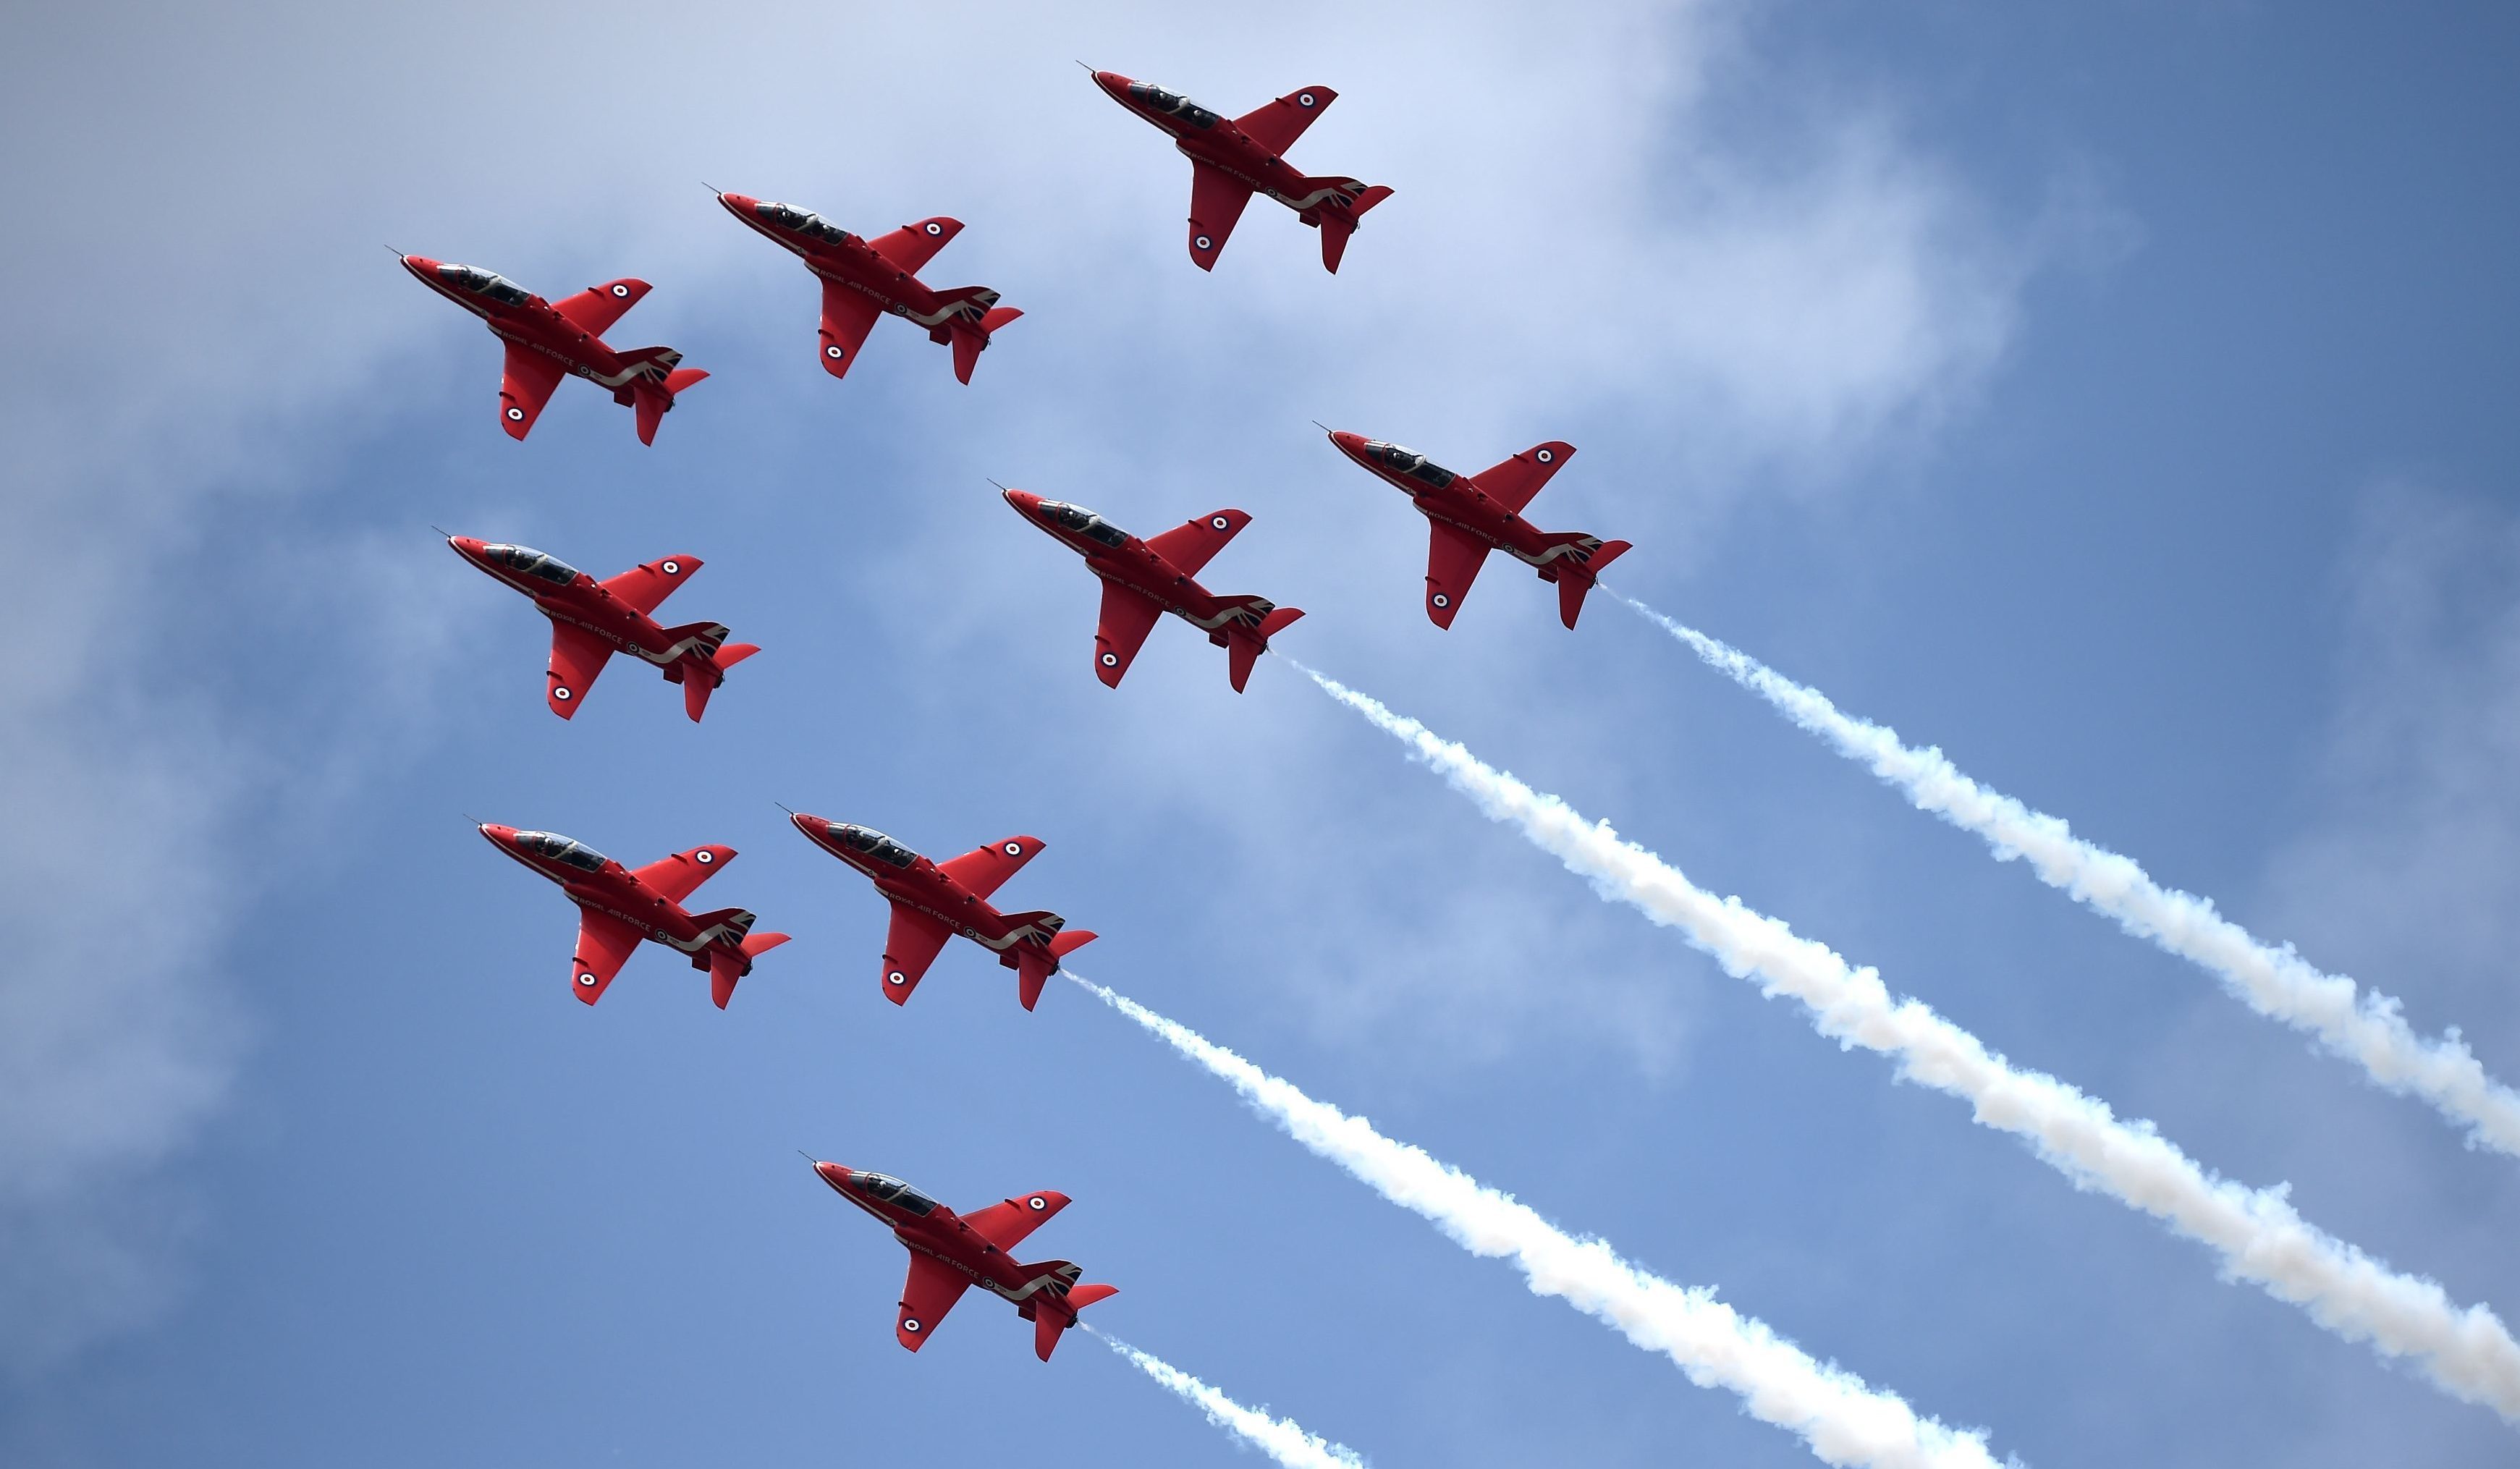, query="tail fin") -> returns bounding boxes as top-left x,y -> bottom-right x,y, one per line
706,929 -> 788,1009
628,365 -> 707,446
1317,183 -> 1395,274
677,640 -> 758,723
1029,1277 -> 1117,1362
1551,539 -> 1630,630
1224,606 -> 1303,693
1012,928 -> 1097,1012
947,305 -> 1023,385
